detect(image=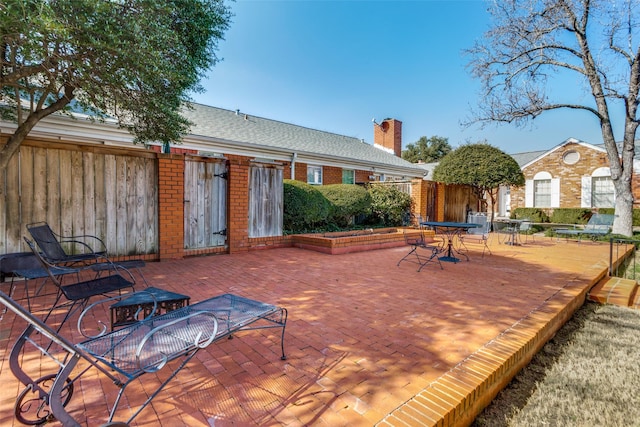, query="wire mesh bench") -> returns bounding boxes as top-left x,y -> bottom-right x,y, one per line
1,290 -> 288,426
